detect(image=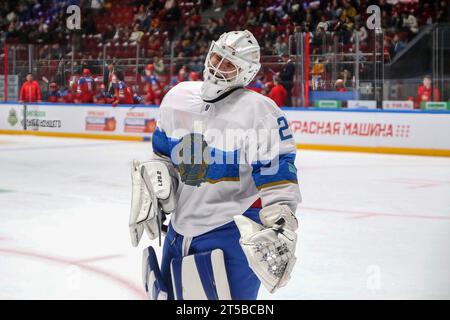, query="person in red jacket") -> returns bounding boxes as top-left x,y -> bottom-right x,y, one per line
268,77 -> 287,107
19,73 -> 42,103
76,68 -> 96,103
417,75 -> 440,107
